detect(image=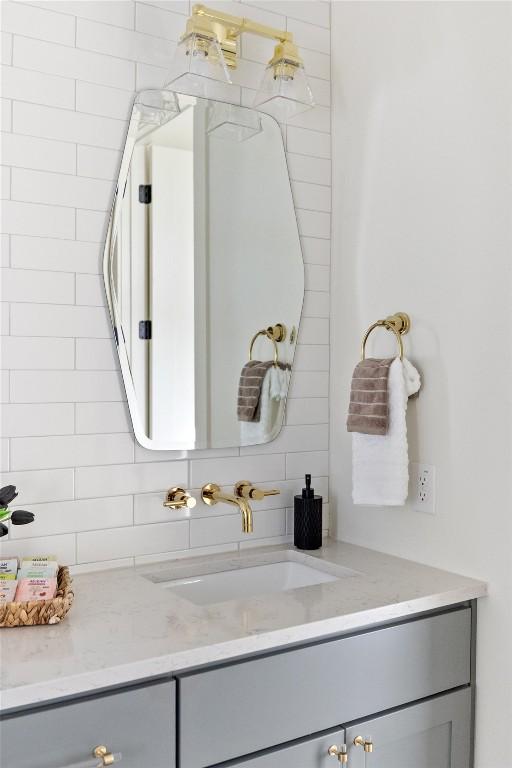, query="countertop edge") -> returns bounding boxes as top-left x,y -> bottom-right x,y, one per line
0,580 -> 487,714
